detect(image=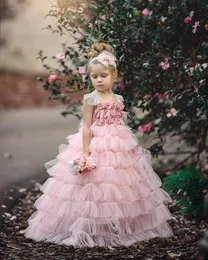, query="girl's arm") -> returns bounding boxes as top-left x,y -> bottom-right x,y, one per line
82,99 -> 94,157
